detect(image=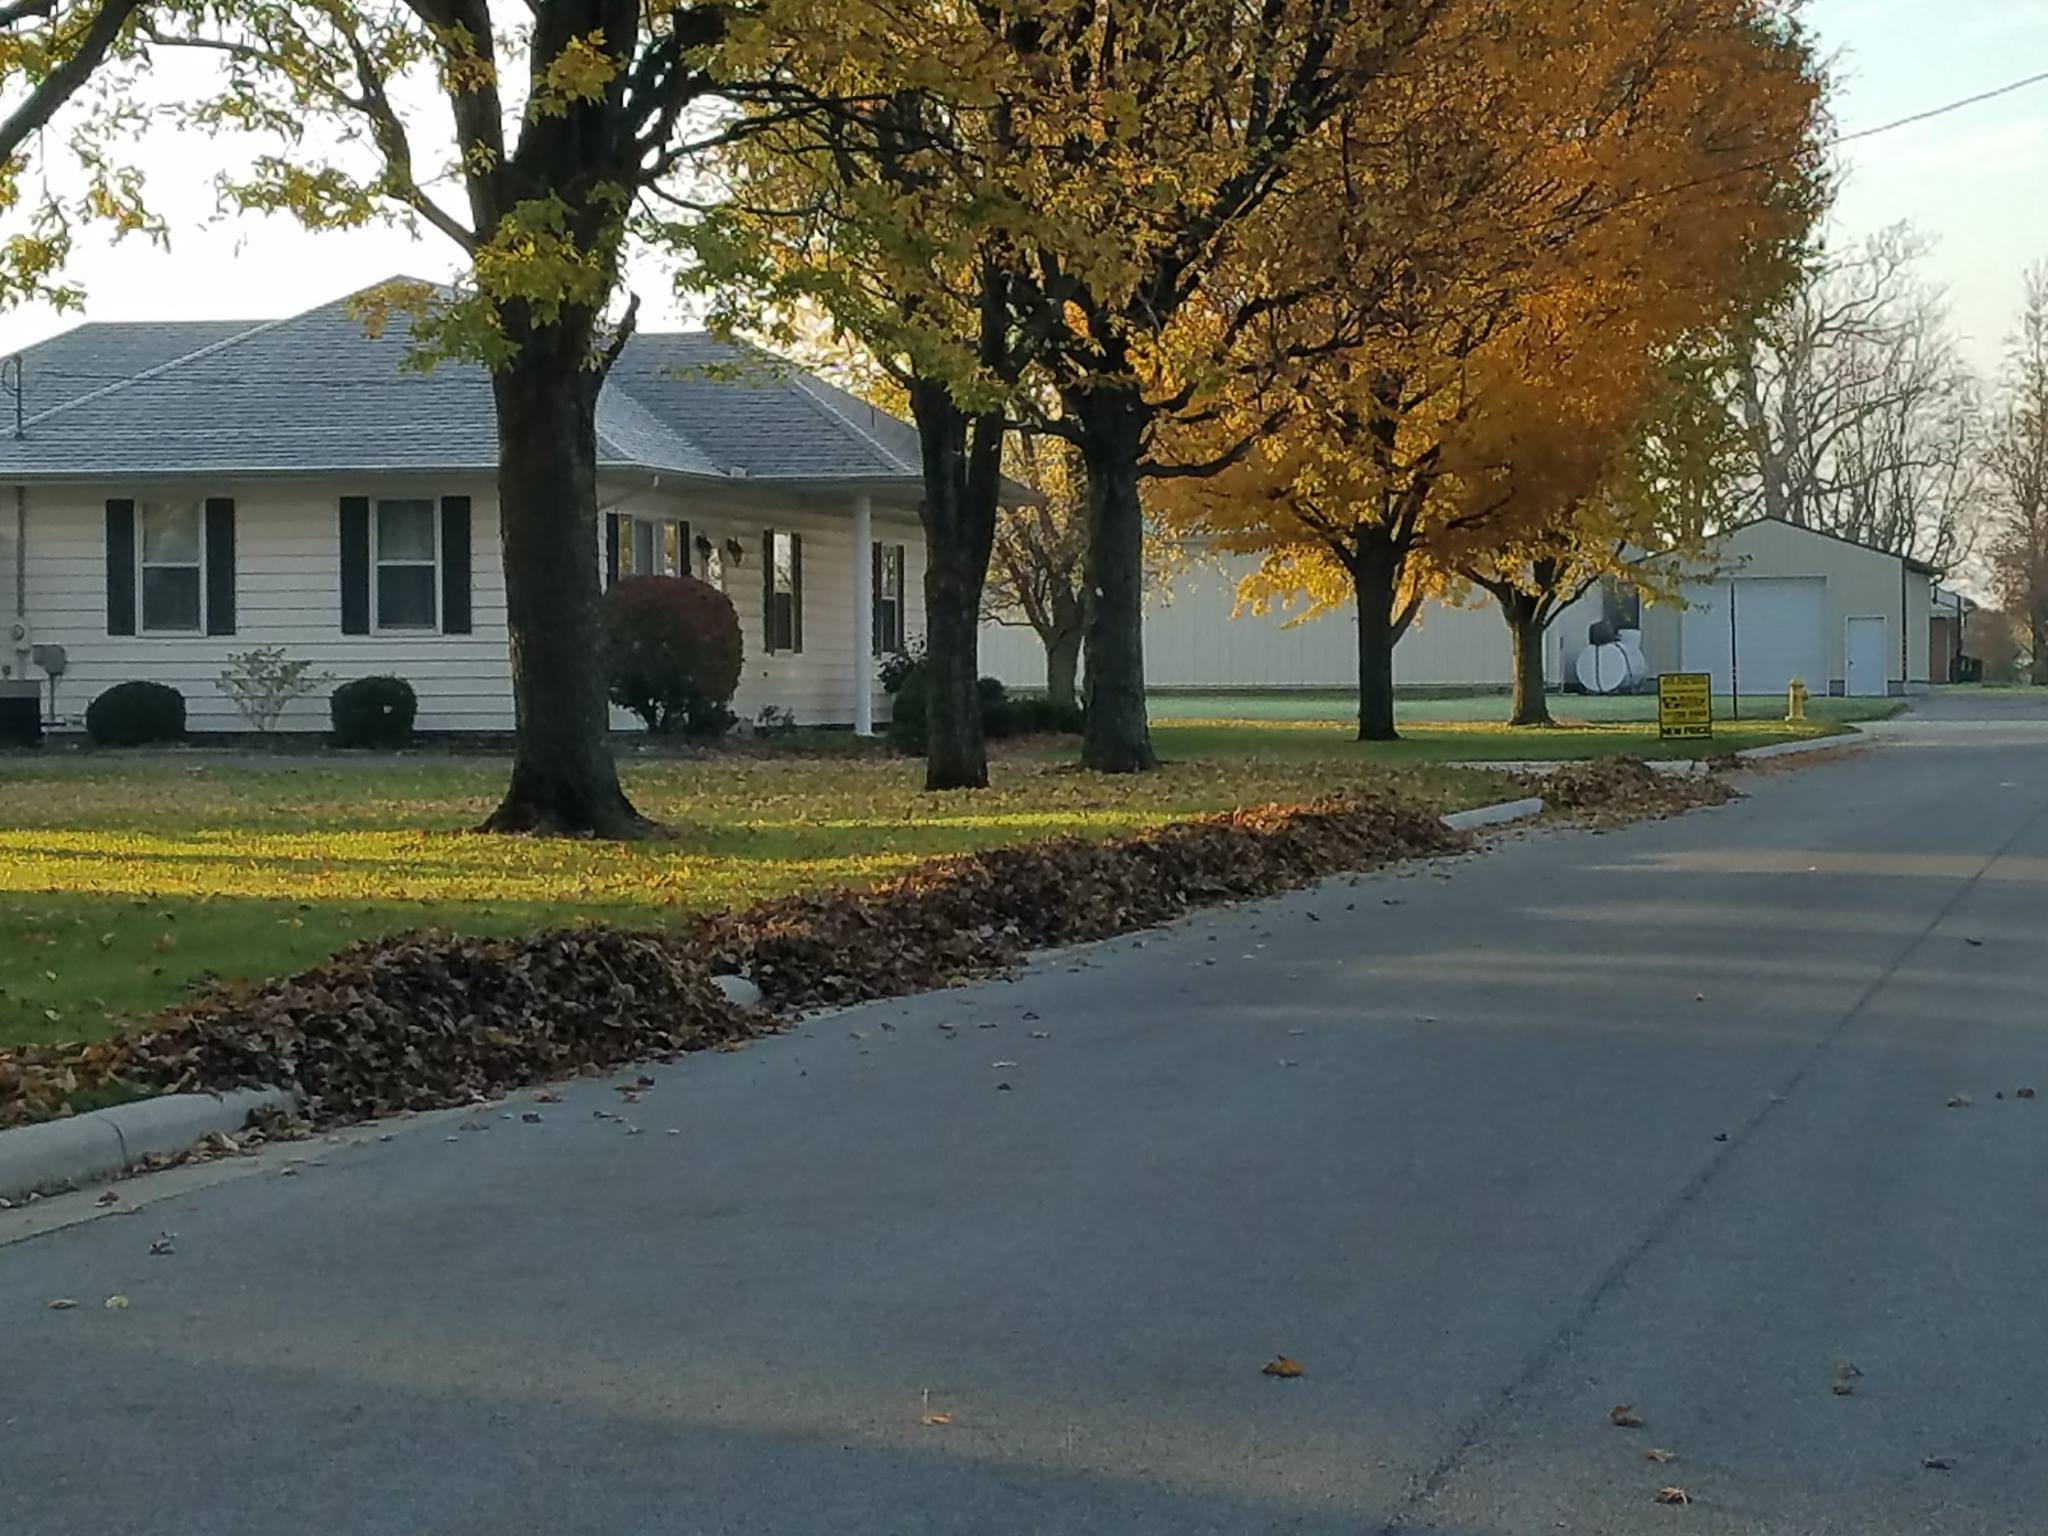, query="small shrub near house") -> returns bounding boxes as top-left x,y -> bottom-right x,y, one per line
217,647 -> 333,732
331,675 -> 419,748
84,681 -> 185,746
602,575 -> 744,737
